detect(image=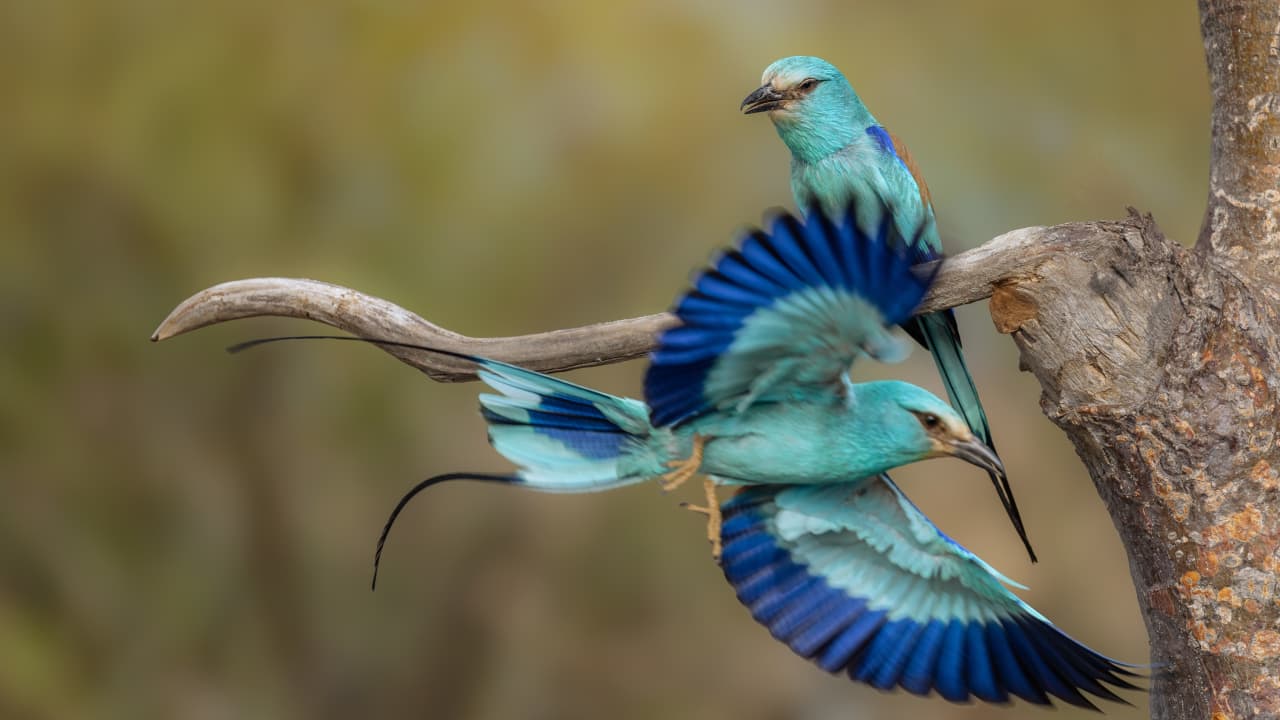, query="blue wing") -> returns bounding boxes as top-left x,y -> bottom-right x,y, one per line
718,480 -> 1142,708
644,202 -> 934,427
